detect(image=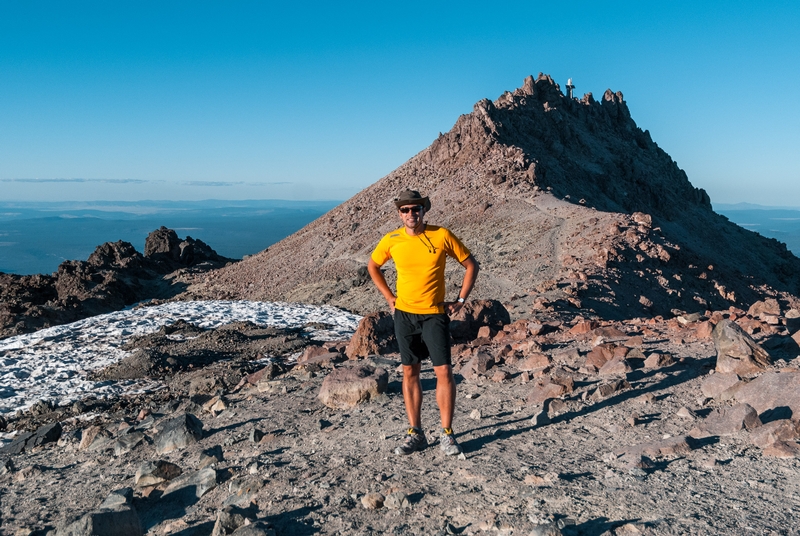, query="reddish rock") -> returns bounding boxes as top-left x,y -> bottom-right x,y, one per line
695,321 -> 714,339
295,352 -> 342,370
591,379 -> 630,400
516,352 -> 551,372
643,352 -> 675,369
449,299 -> 511,342
552,347 -> 581,366
550,373 -> 575,394
527,380 -> 567,405
586,344 -> 615,369
613,346 -> 630,359
700,372 -> 742,399
298,345 -> 335,363
735,371 -> 800,415
624,336 -> 644,348
460,352 -> 495,380
762,441 -> 800,458
748,298 -> 781,318
689,403 -> 761,438
598,358 -> 632,376
476,325 -> 493,339
750,420 -> 800,449
491,370 -> 510,383
570,320 -> 598,335
345,312 -> 397,359
318,365 -> 388,409
592,326 -> 627,339
713,319 -> 771,376
511,340 -> 542,354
